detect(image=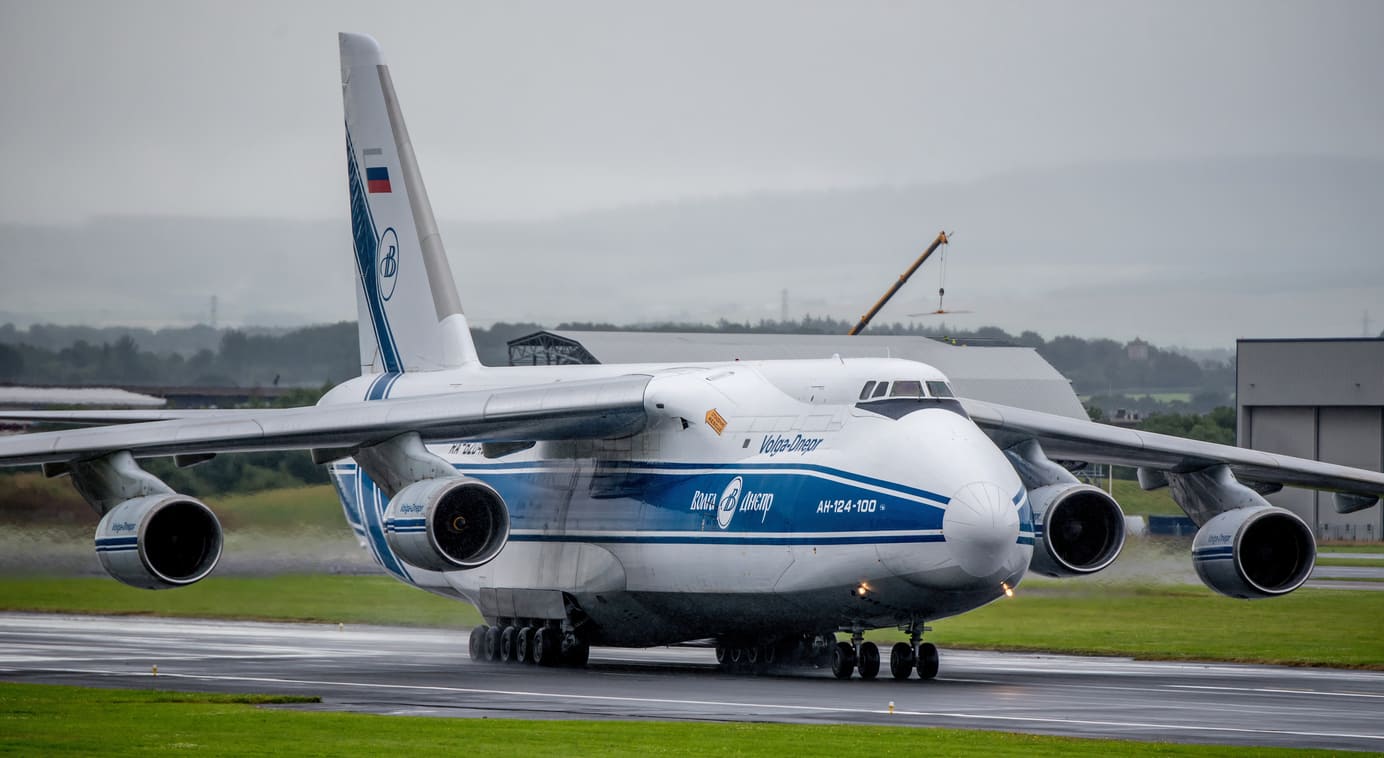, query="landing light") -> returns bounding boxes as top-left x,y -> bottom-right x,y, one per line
1001,582 -> 1014,598
855,582 -> 871,597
